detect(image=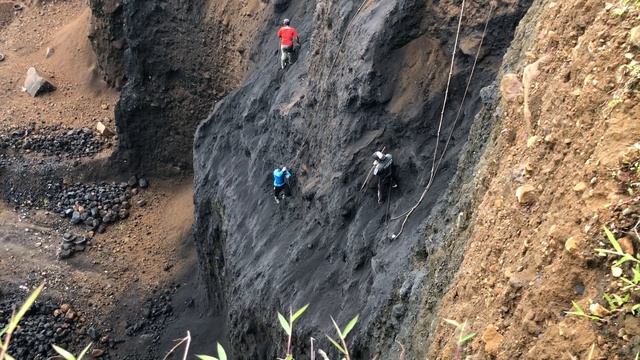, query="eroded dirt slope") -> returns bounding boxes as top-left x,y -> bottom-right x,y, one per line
426,0 -> 640,358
